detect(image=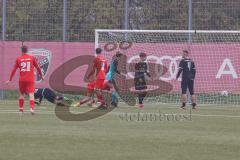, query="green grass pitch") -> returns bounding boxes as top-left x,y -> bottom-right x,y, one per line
0,101 -> 240,160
